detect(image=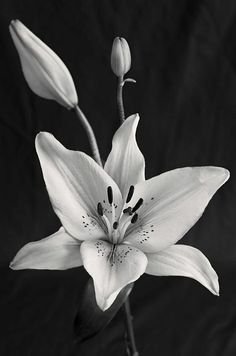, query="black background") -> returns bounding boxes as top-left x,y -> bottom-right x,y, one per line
0,1 -> 235,355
